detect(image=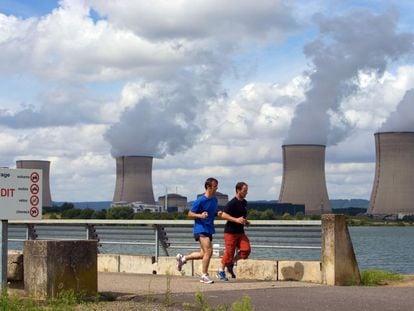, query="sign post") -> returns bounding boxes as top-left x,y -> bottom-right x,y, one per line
0,168 -> 42,289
